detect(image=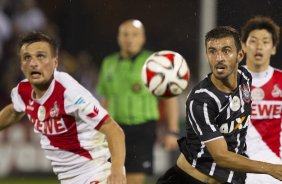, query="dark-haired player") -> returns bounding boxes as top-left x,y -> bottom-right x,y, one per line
241,15 -> 282,184
0,32 -> 126,184
157,26 -> 282,184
